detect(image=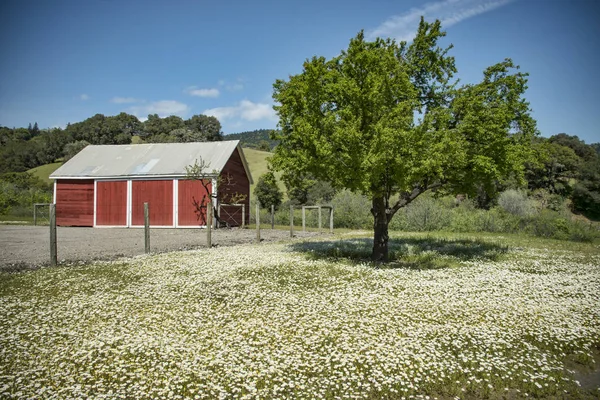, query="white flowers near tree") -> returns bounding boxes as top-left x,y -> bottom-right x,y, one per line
1,236 -> 598,399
